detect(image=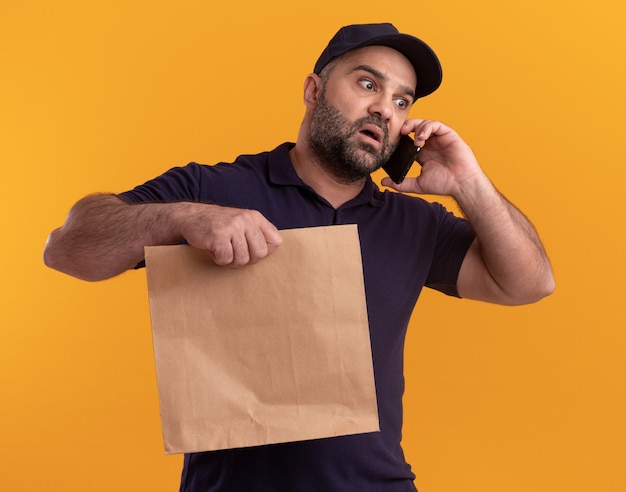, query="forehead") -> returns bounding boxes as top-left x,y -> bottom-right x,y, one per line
330,45 -> 417,90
